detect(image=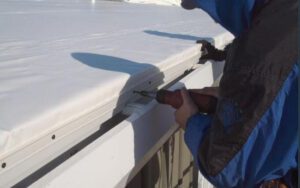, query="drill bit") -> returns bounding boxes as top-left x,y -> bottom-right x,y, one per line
133,90 -> 157,99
